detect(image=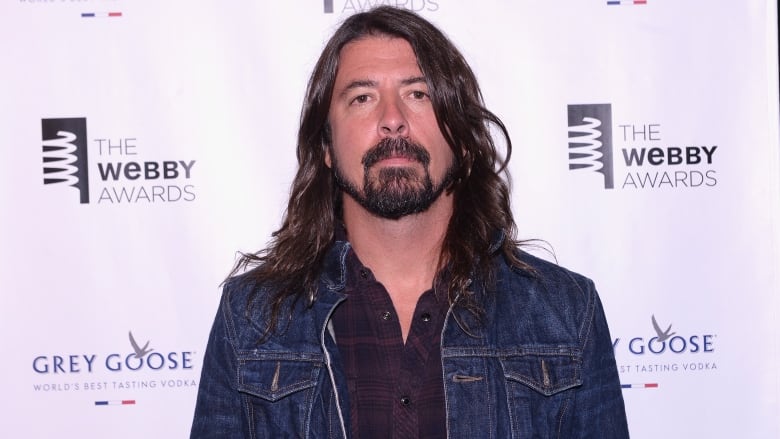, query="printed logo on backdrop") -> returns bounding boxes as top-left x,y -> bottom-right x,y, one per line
613,315 -> 718,389
41,118 -> 197,204
31,331 -> 198,405
567,104 -> 614,189
42,118 -> 90,203
566,104 -> 718,190
16,0 -> 124,19
323,0 -> 440,14
606,0 -> 647,6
